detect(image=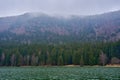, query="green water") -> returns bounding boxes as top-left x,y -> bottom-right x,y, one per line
0,66 -> 120,80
